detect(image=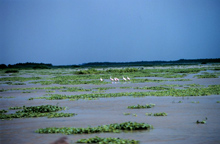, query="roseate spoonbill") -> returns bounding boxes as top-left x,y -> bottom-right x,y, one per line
123,76 -> 127,81
114,77 -> 119,82
110,77 -> 114,82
